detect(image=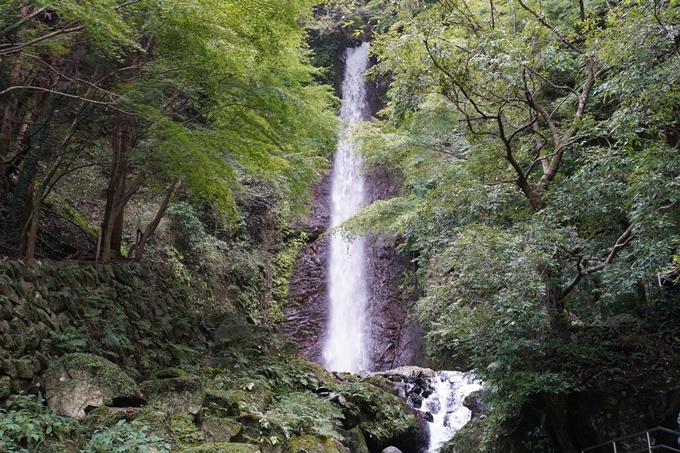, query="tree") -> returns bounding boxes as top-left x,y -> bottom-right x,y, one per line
0,0 -> 337,260
353,0 -> 680,450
